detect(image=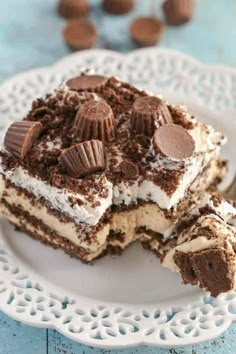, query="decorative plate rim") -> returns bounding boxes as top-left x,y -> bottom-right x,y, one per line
0,48 -> 236,349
